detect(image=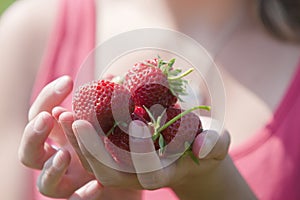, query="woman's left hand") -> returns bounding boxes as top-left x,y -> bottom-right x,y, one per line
64,114 -> 231,191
